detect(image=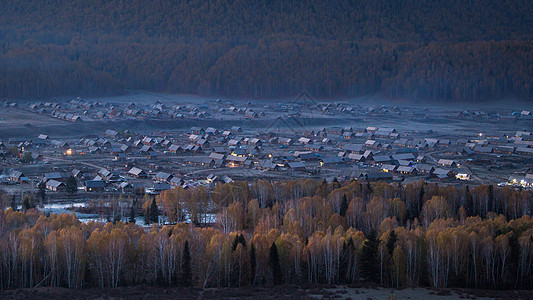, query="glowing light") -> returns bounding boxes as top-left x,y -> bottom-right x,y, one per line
65,149 -> 73,155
